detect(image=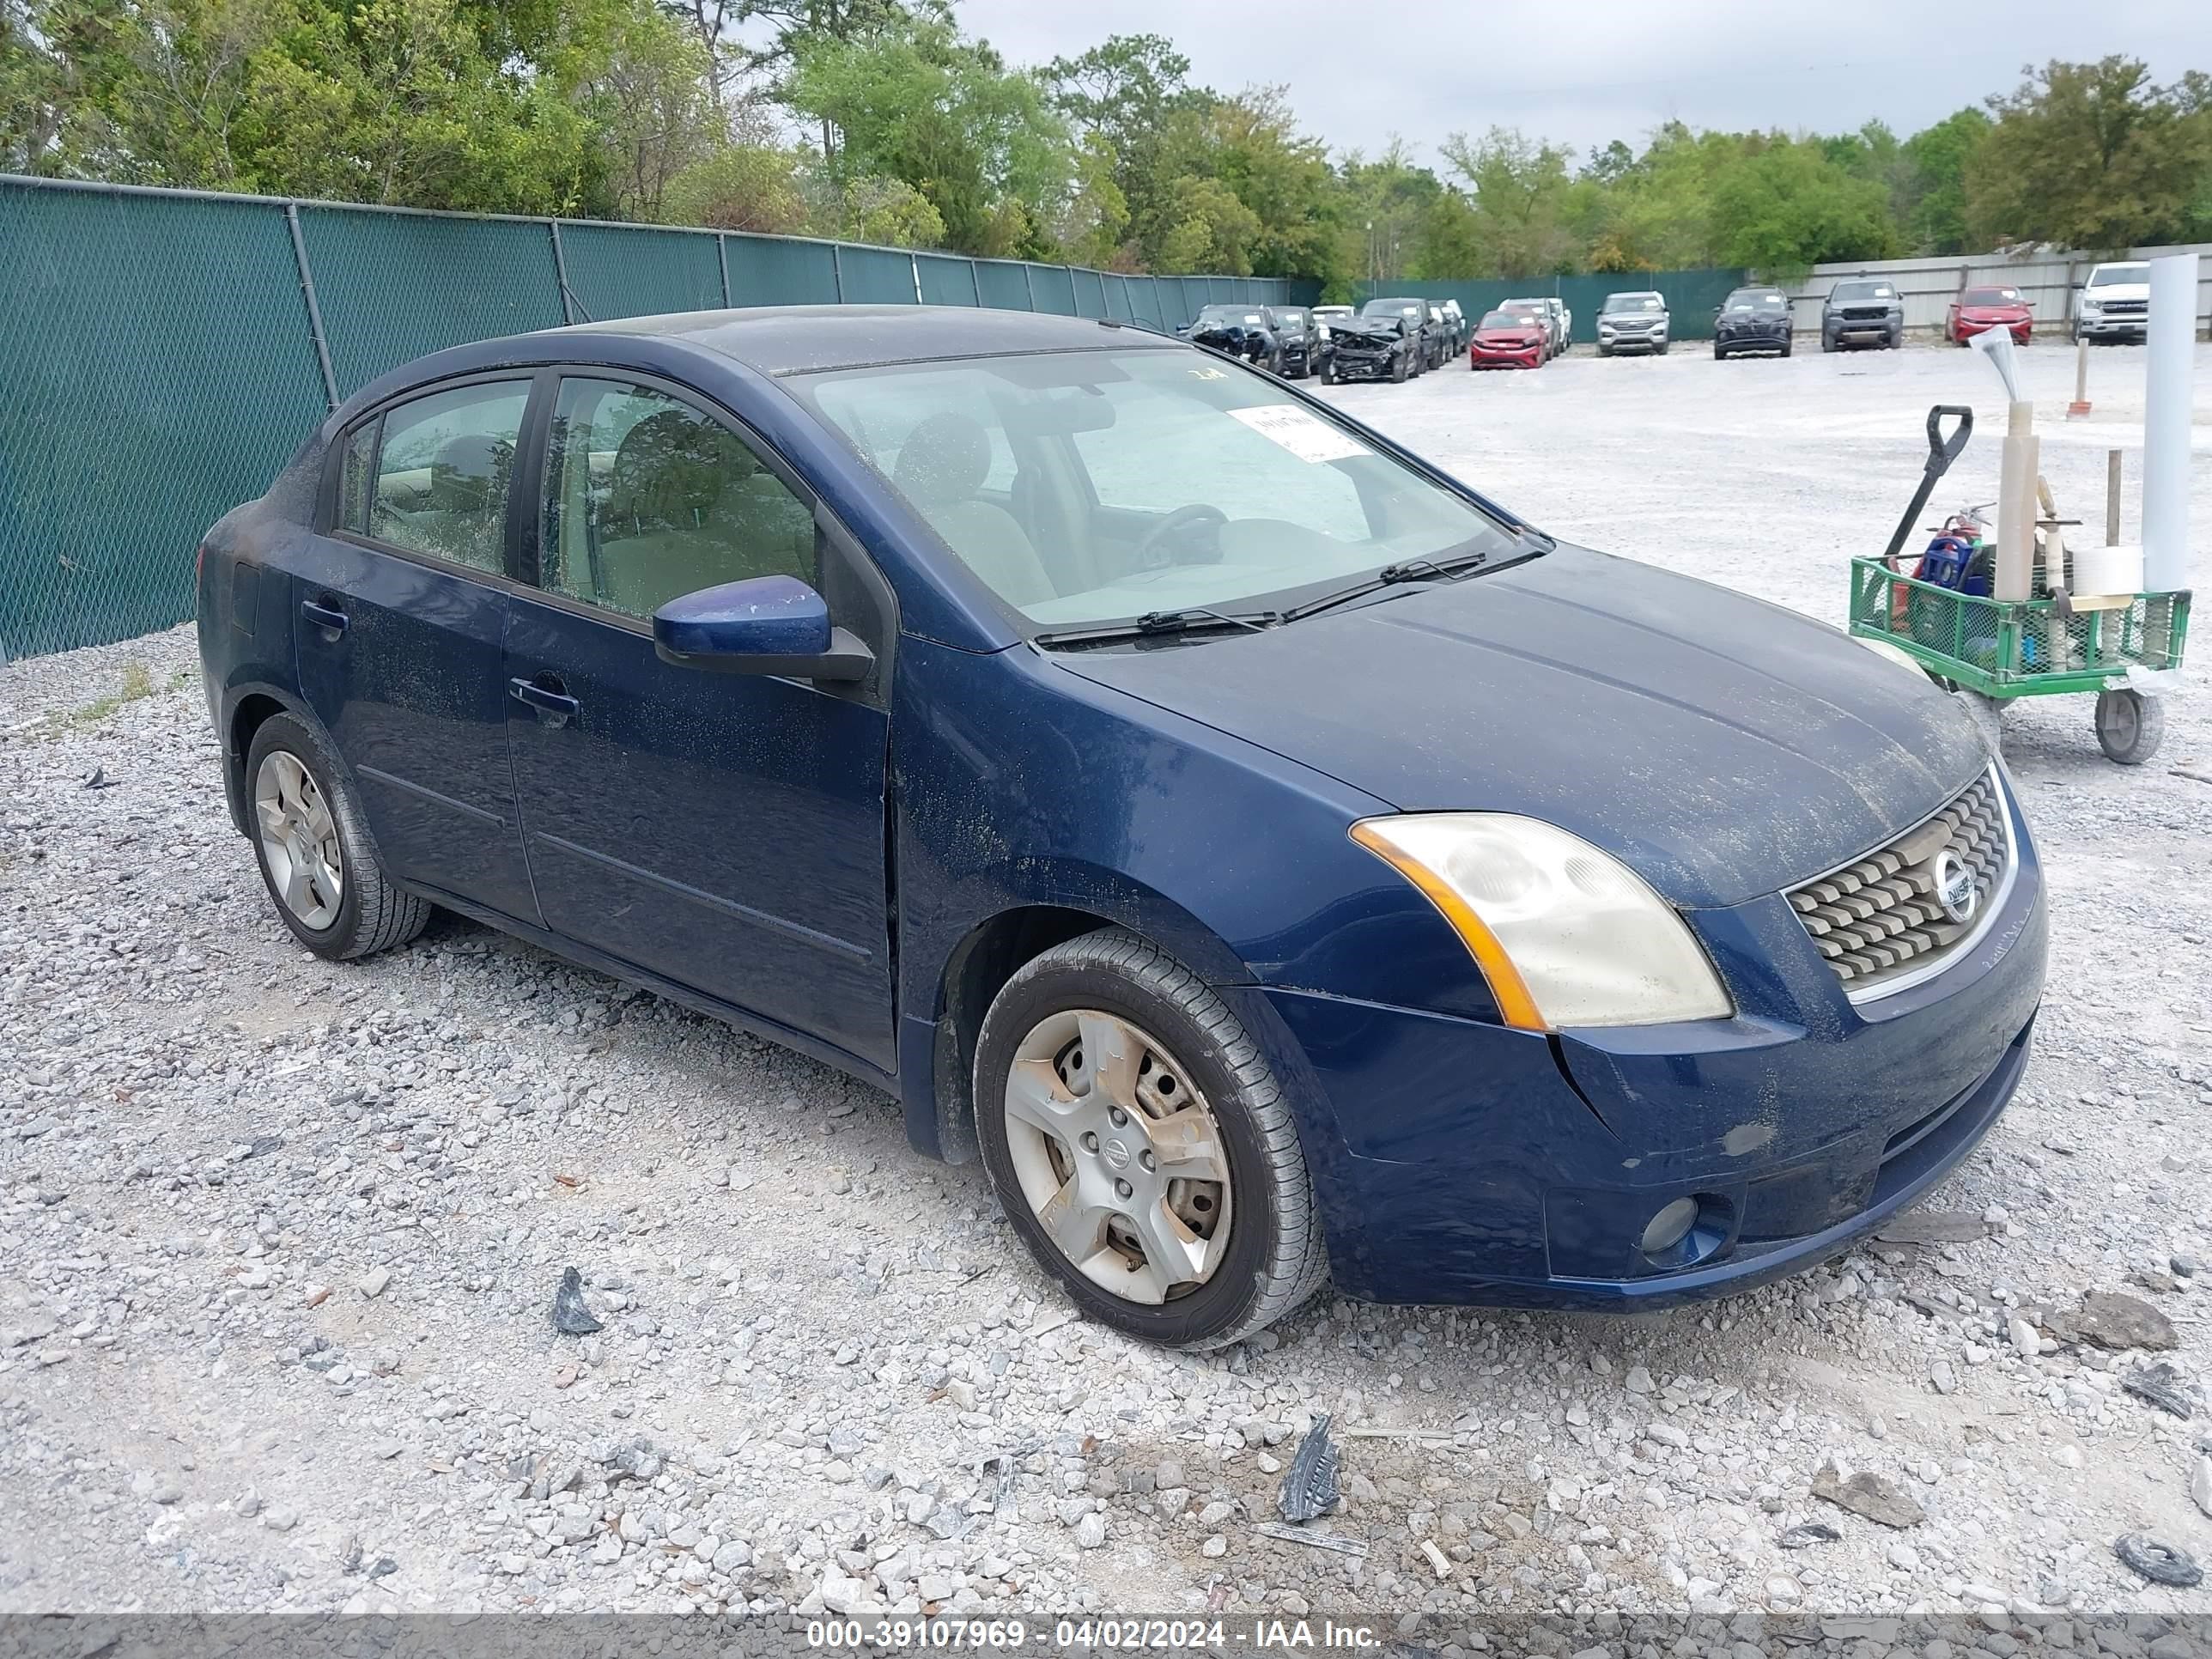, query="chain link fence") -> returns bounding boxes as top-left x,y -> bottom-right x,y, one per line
0,173 -> 1316,661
